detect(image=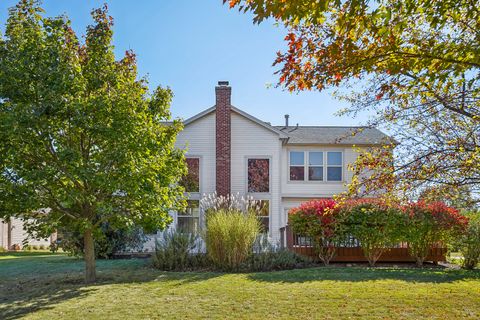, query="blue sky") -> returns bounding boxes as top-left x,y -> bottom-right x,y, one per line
0,0 -> 370,126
